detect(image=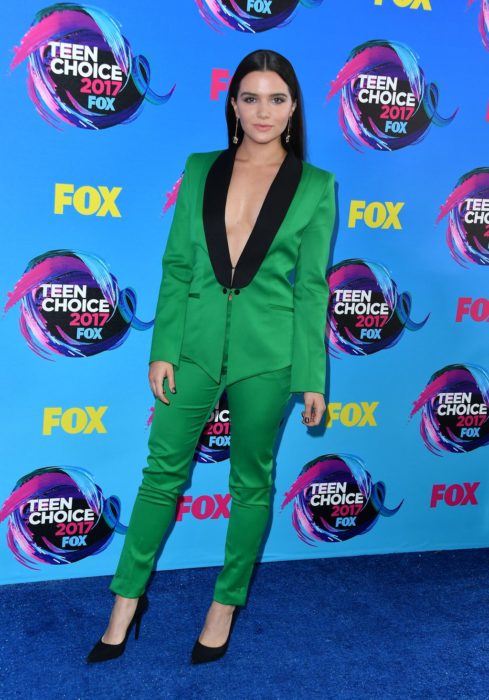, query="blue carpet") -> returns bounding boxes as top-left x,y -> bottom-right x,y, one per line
1,549 -> 489,700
